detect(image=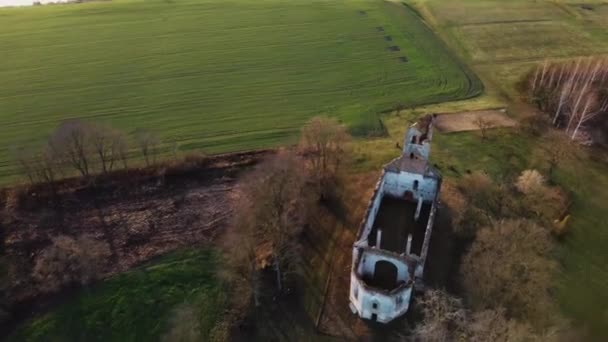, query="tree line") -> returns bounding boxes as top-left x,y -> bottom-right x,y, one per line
415,168 -> 579,341
222,116 -> 350,308
13,120 -> 161,186
527,57 -> 608,143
